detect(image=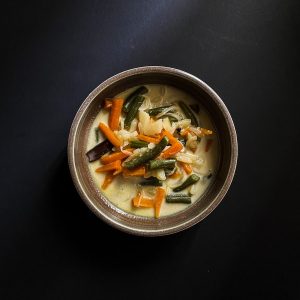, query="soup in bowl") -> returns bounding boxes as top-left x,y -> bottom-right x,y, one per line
68,66 -> 237,236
